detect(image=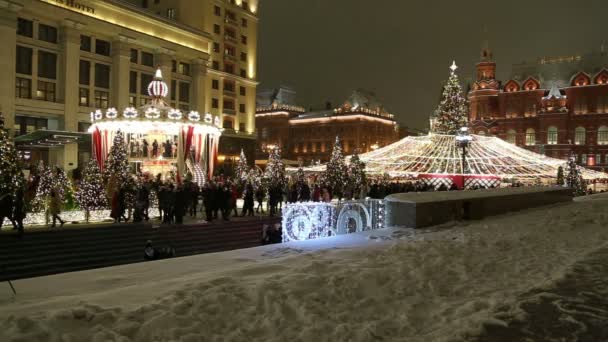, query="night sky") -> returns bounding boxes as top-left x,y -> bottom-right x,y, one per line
258,0 -> 608,130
